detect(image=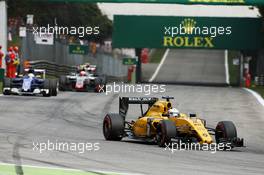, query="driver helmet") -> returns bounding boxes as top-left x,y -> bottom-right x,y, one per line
27,68 -> 35,78
13,46 -> 19,53
80,71 -> 86,76
85,63 -> 90,68
168,108 -> 180,117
